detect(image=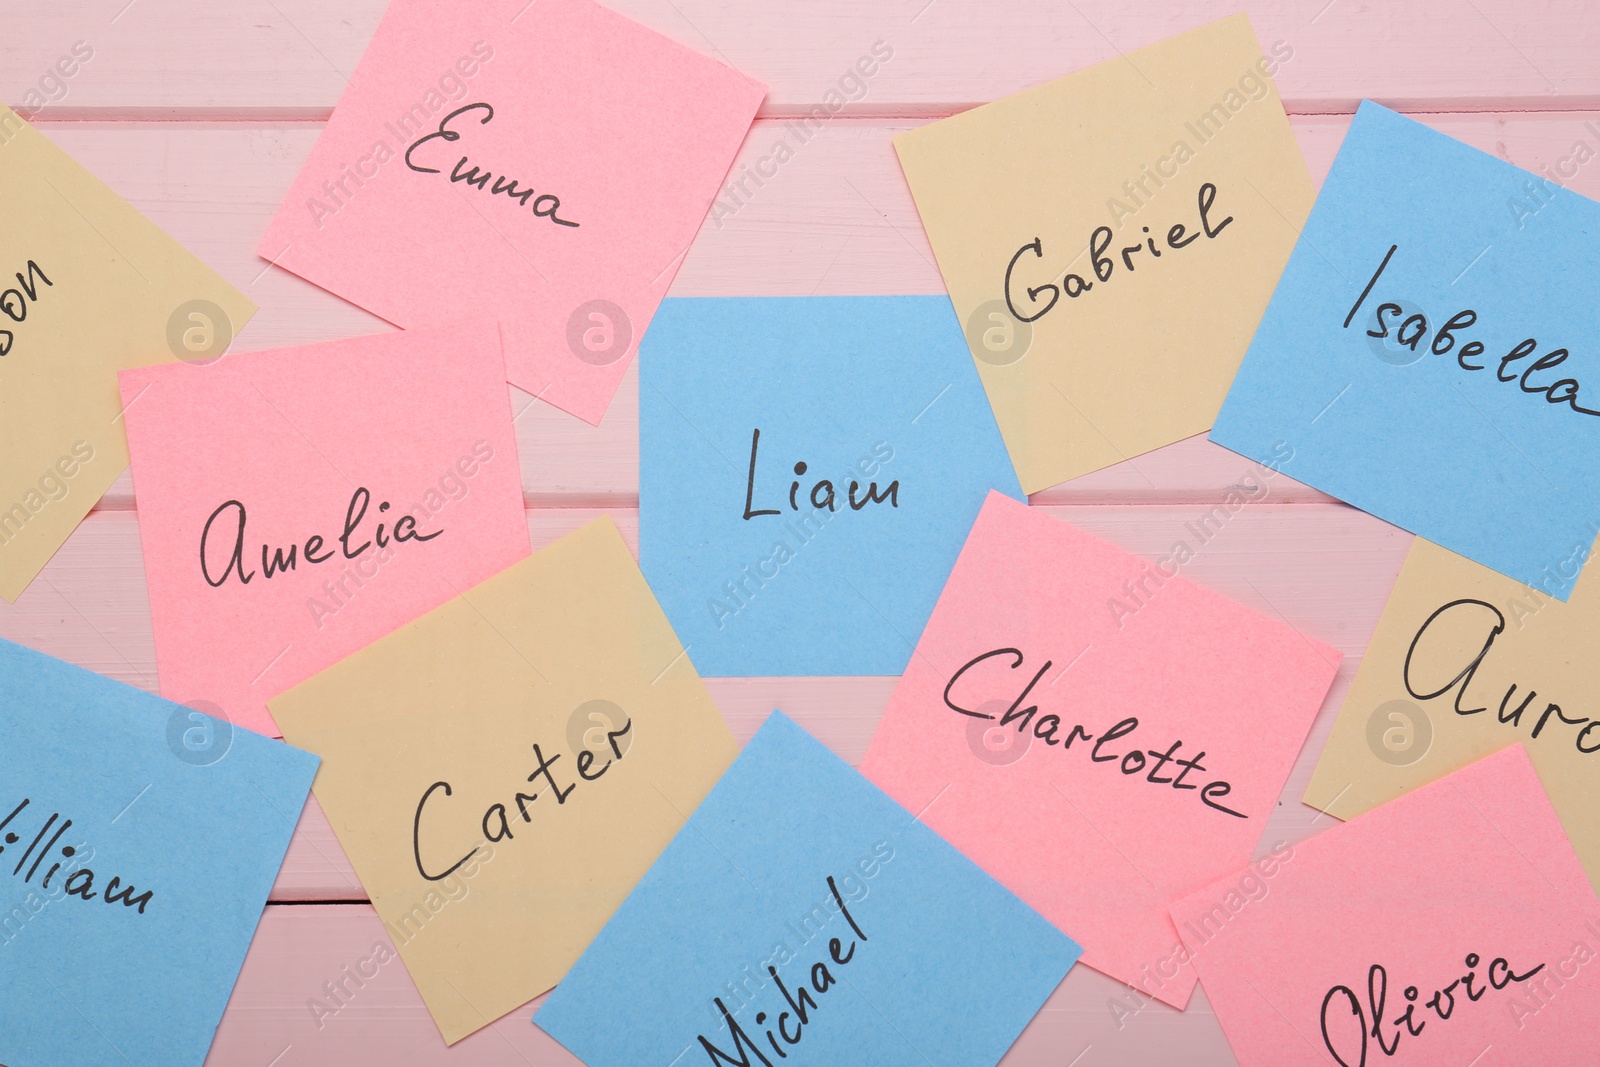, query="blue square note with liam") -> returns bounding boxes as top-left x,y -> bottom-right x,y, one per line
1211,102 -> 1600,599
0,639 -> 318,1067
535,711 -> 1079,1067
640,296 -> 1022,674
